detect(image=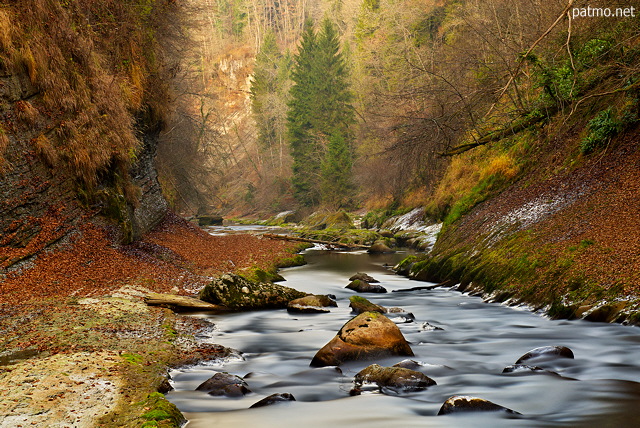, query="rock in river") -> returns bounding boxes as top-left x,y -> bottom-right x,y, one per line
249,393 -> 296,408
349,295 -> 386,314
515,346 -> 574,364
287,295 -> 337,313
367,242 -> 395,254
195,372 -> 251,397
199,273 -> 307,310
349,273 -> 380,283
353,364 -> 436,394
437,395 -> 519,415
310,312 -> 414,367
346,279 -> 387,293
